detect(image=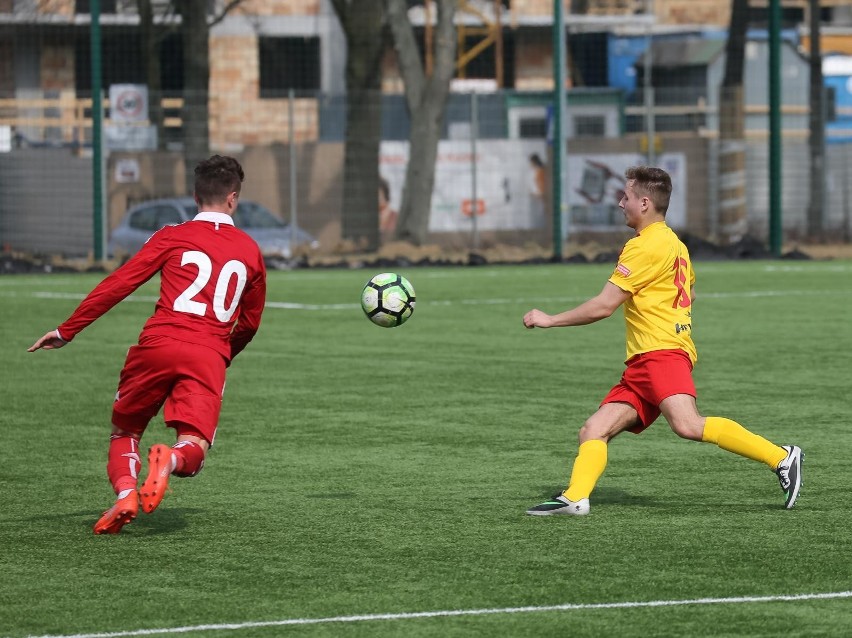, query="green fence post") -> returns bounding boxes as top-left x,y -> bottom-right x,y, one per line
91,0 -> 104,262
552,0 -> 565,260
768,0 -> 782,257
